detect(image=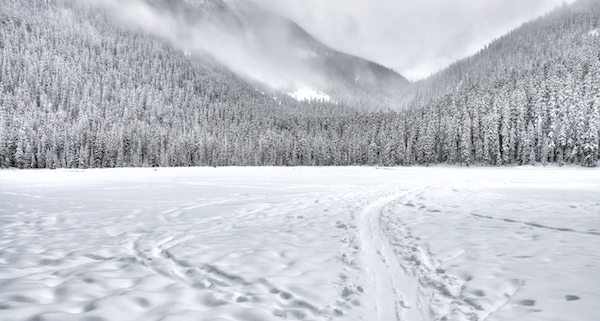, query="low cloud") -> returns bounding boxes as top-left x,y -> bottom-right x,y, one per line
254,0 -> 576,80
86,0 -> 323,89
80,0 -> 576,84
